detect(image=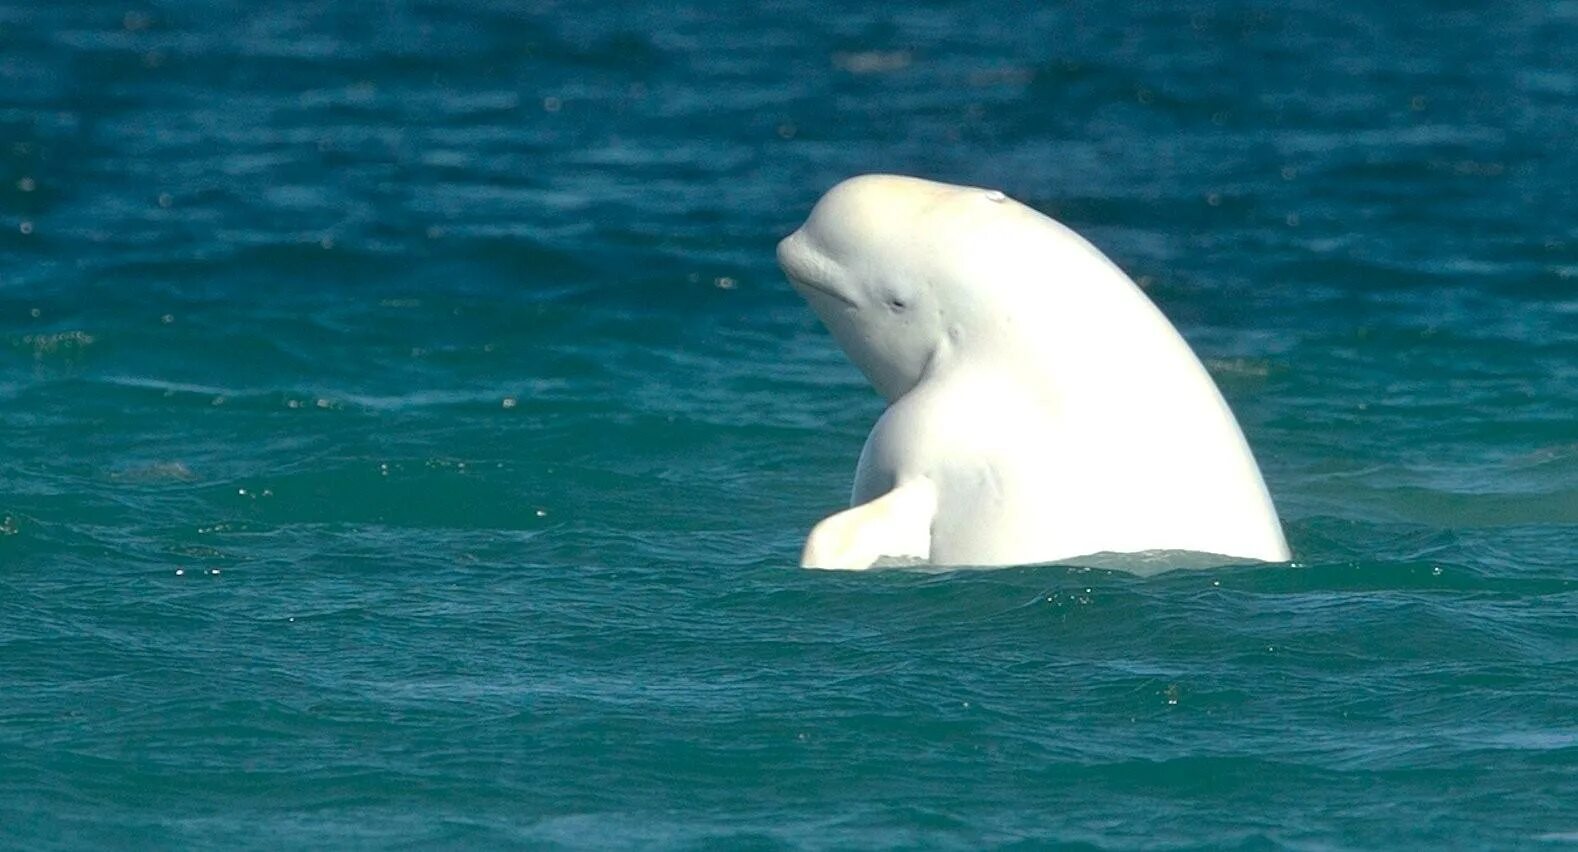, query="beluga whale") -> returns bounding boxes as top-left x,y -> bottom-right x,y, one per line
778,174 -> 1290,571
